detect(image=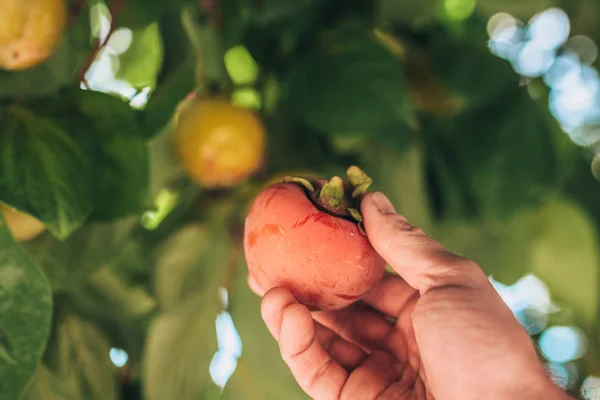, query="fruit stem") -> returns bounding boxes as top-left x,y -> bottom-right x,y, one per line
347,166 -> 372,198
318,177 -> 345,211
